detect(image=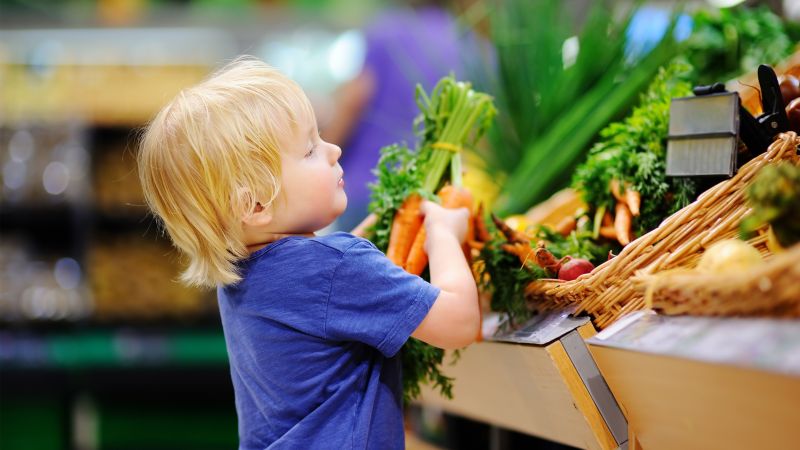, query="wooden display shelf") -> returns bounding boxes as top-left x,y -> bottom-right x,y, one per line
586,312 -> 800,450
417,319 -> 627,450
